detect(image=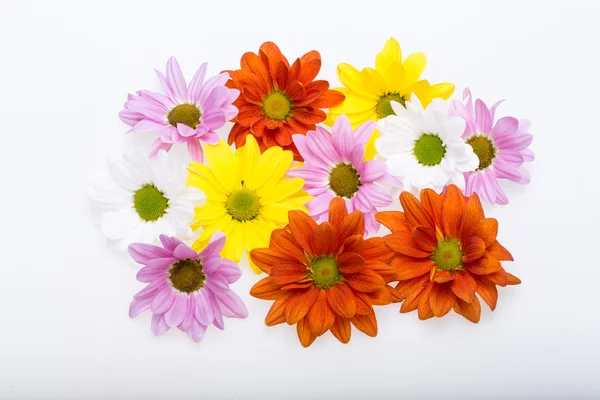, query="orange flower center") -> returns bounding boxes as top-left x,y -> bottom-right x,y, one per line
263,91 -> 291,120
169,258 -> 205,293
375,92 -> 406,119
431,239 -> 463,271
466,135 -> 497,171
329,163 -> 361,198
310,256 -> 341,289
167,104 -> 201,128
